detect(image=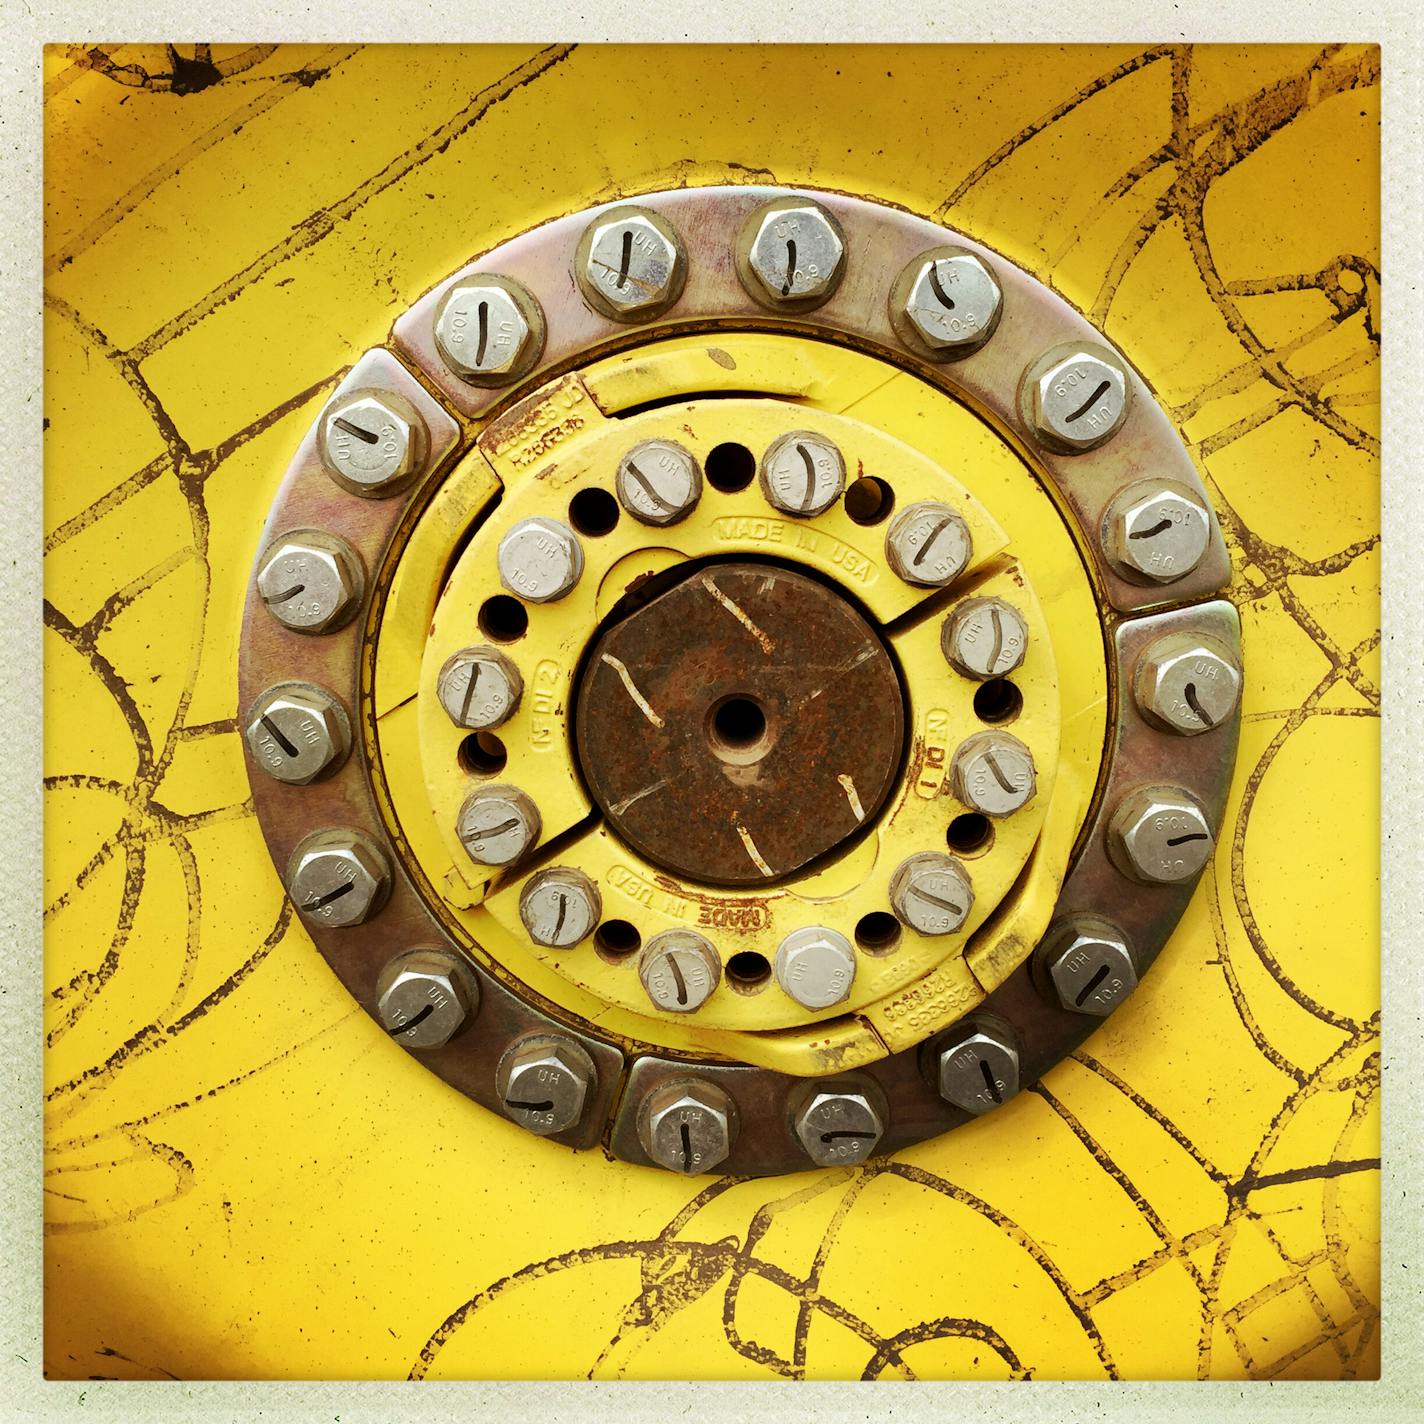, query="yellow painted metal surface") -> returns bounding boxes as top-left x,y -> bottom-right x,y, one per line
43,42 -> 1379,1381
